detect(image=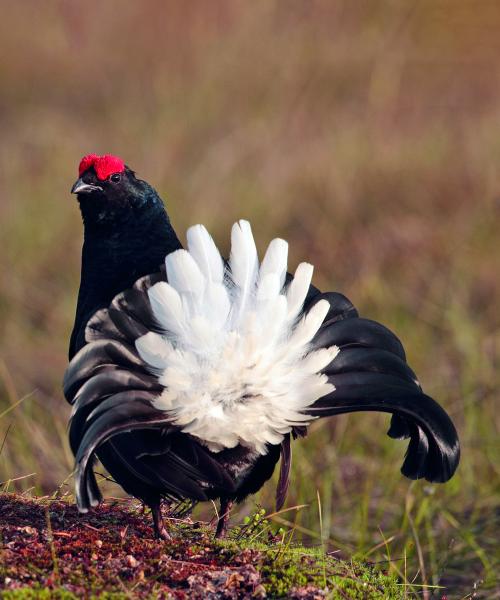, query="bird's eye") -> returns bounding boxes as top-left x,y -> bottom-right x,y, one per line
110,173 -> 121,183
